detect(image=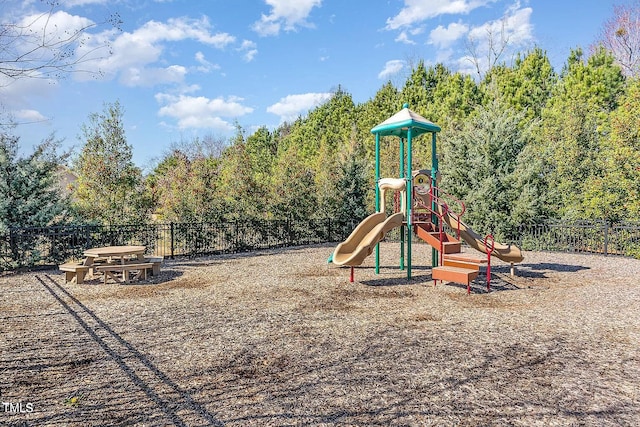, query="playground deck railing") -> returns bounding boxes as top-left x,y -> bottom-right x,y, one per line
1,219 -> 639,271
